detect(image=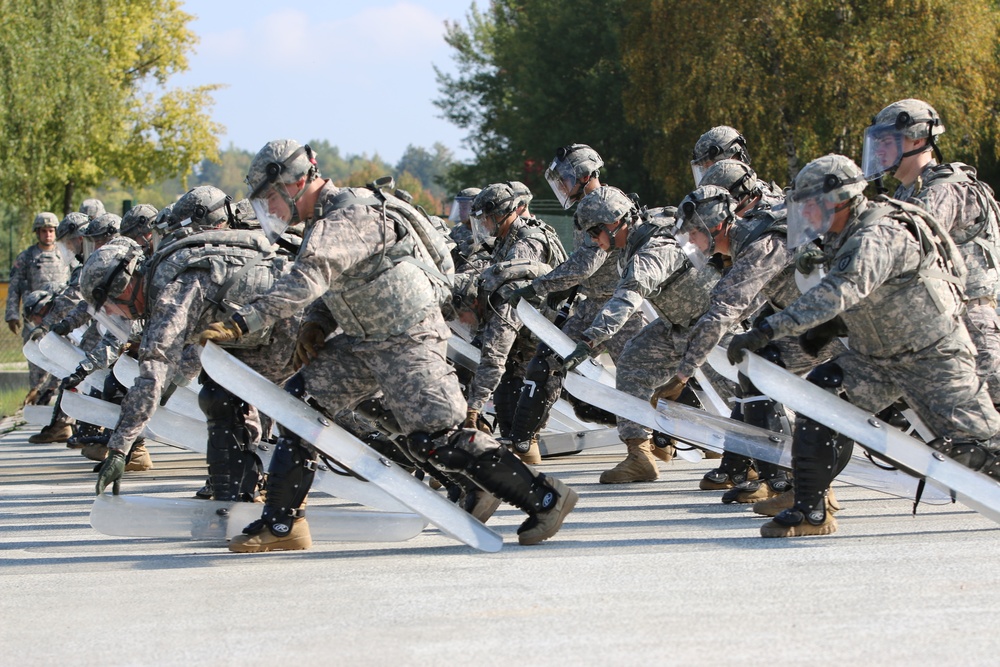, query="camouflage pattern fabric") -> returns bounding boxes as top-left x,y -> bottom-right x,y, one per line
6,244 -> 70,322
